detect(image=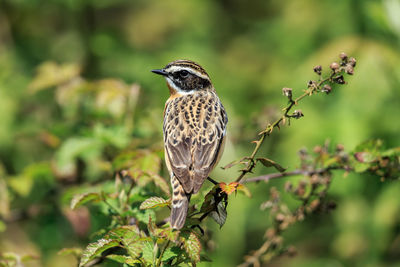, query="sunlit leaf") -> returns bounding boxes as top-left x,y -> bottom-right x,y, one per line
70,193 -> 101,210
219,182 -> 236,195
257,157 -> 286,172
182,232 -> 201,263
57,247 -> 82,258
141,241 -> 155,264
140,197 -> 170,210
106,254 -> 140,265
79,239 -> 120,267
